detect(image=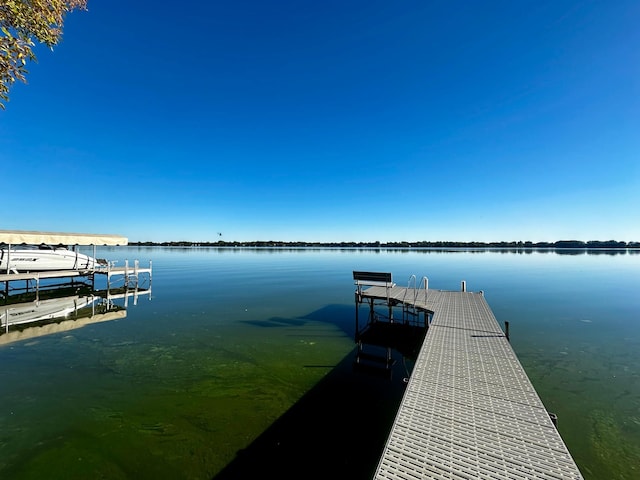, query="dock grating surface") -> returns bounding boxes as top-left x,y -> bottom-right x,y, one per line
361,287 -> 584,480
